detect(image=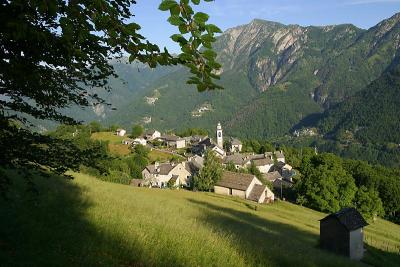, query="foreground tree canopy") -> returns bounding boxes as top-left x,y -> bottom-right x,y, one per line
0,0 -> 221,194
